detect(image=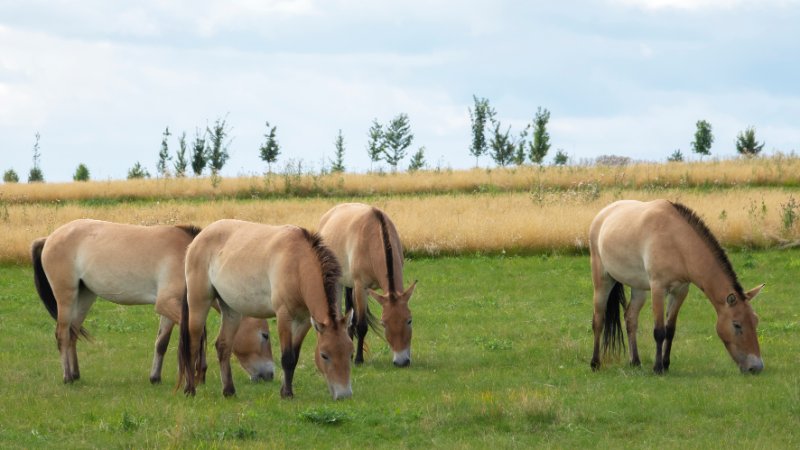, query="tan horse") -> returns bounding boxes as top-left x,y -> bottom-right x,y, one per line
318,203 -> 417,367
31,219 -> 274,384
589,200 -> 764,374
178,219 -> 353,400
